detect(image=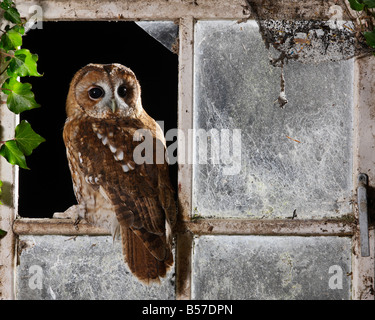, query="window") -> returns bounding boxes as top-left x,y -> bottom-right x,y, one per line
19,21 -> 178,218
0,0 -> 373,300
